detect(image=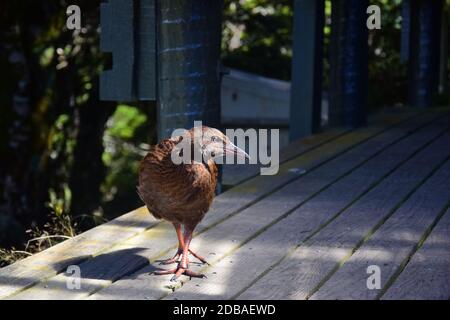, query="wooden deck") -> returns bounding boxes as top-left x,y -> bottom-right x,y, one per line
1,107 -> 450,300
